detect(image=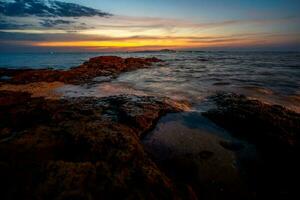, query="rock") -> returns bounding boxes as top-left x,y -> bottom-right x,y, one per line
144,57 -> 164,63
3,56 -> 163,85
159,152 -> 248,200
203,93 -> 300,152
7,69 -> 62,84
197,58 -> 209,62
0,81 -> 64,99
219,140 -> 244,151
220,140 -> 244,151
203,92 -> 300,199
92,76 -> 113,83
198,150 -> 214,159
0,91 -> 191,200
0,76 -> 11,81
0,68 -> 31,77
